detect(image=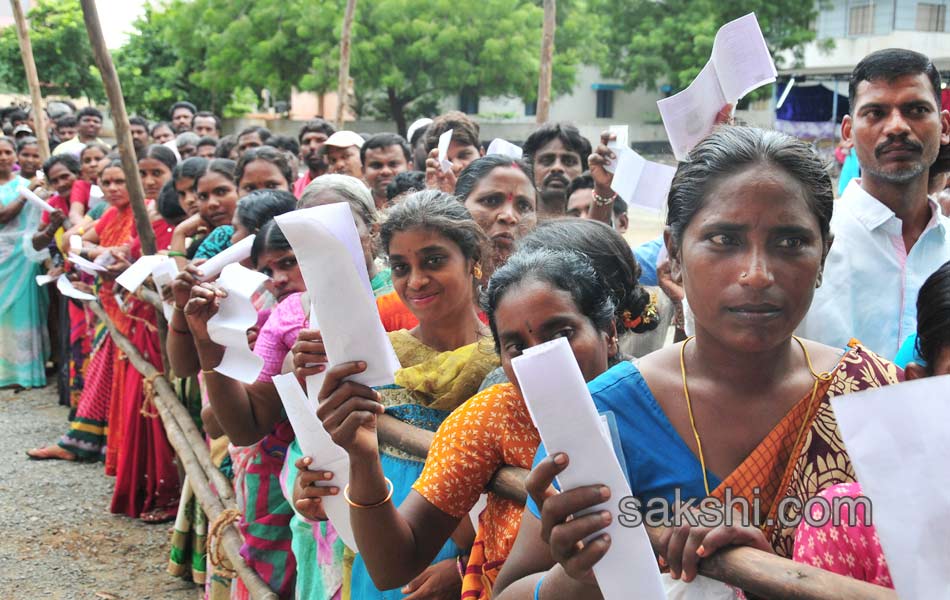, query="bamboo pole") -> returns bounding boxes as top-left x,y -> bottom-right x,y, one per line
335,0 -> 357,129
536,0 -> 556,124
9,0 -> 50,159
78,0 -> 155,256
